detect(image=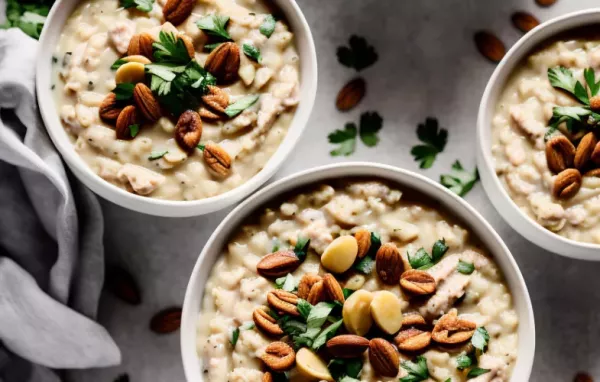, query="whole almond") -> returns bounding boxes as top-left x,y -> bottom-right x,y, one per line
326,335 -> 370,358
199,107 -> 221,121
585,168 -> 600,178
354,229 -> 371,259
133,83 -> 161,122
99,93 -> 123,121
202,85 -> 230,115
395,327 -> 432,352
179,34 -> 195,59
253,307 -> 283,336
150,307 -> 182,334
323,273 -> 345,303
128,33 -> 154,59
204,143 -> 232,177
205,42 -> 240,83
402,312 -> 427,327
267,290 -> 299,316
115,105 -> 139,140
163,0 -> 194,26
574,132 -> 598,169
261,342 -> 295,372
307,280 -> 326,305
175,110 -> 203,153
535,0 -> 556,6
574,372 -> 594,382
368,338 -> 400,377
336,78 -> 366,111
592,141 -> 600,165
376,243 -> 403,285
474,31 -> 506,63
257,250 -> 301,278
546,135 -> 576,173
262,372 -> 273,382
553,168 -> 582,199
590,95 -> 600,111
297,273 -> 322,300
105,266 -> 141,305
431,309 -> 476,344
511,12 -> 540,33
400,270 -> 436,295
